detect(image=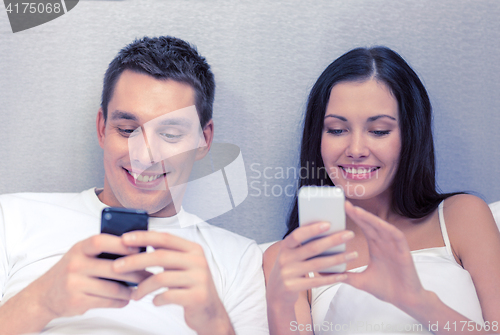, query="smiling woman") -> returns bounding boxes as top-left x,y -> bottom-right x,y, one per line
321,80 -> 401,200
263,46 -> 500,335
